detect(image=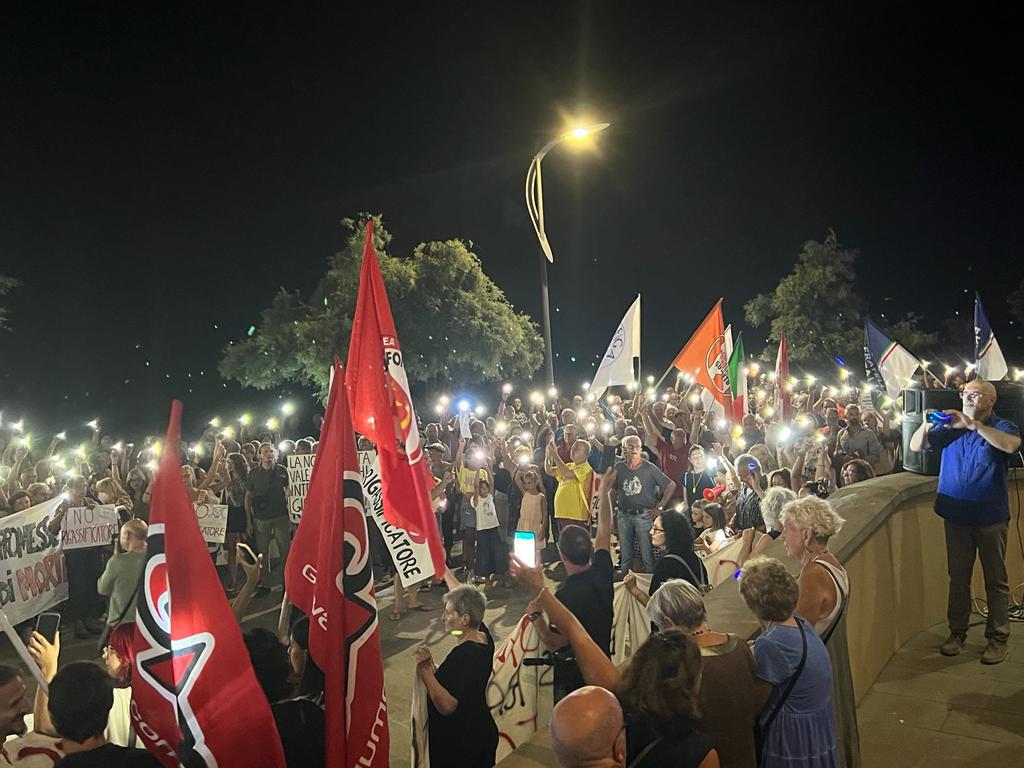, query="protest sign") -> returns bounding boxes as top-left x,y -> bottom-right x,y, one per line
611,573 -> 652,667
0,497 -> 68,625
488,614 -> 543,763
358,450 -> 435,588
286,453 -> 315,524
61,505 -> 118,550
194,503 -> 228,544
